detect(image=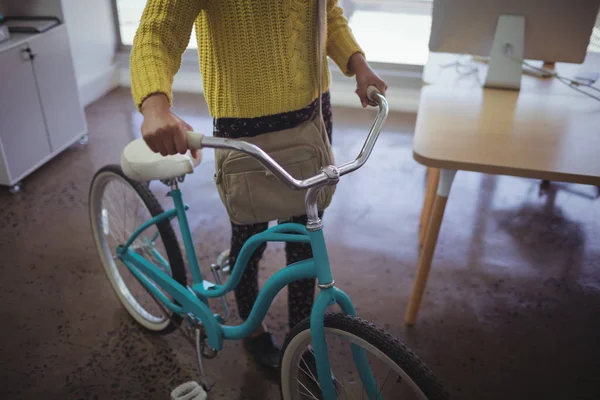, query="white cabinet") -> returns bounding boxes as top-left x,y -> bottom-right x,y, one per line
27,25 -> 87,152
0,35 -> 51,184
0,24 -> 87,189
